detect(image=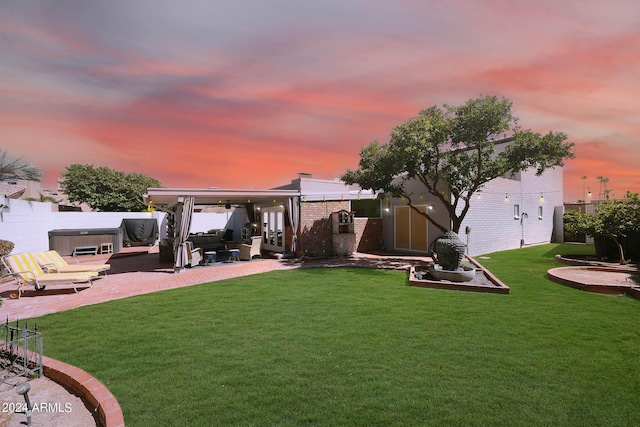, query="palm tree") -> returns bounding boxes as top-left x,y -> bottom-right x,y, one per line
597,176 -> 610,200
0,149 -> 42,182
